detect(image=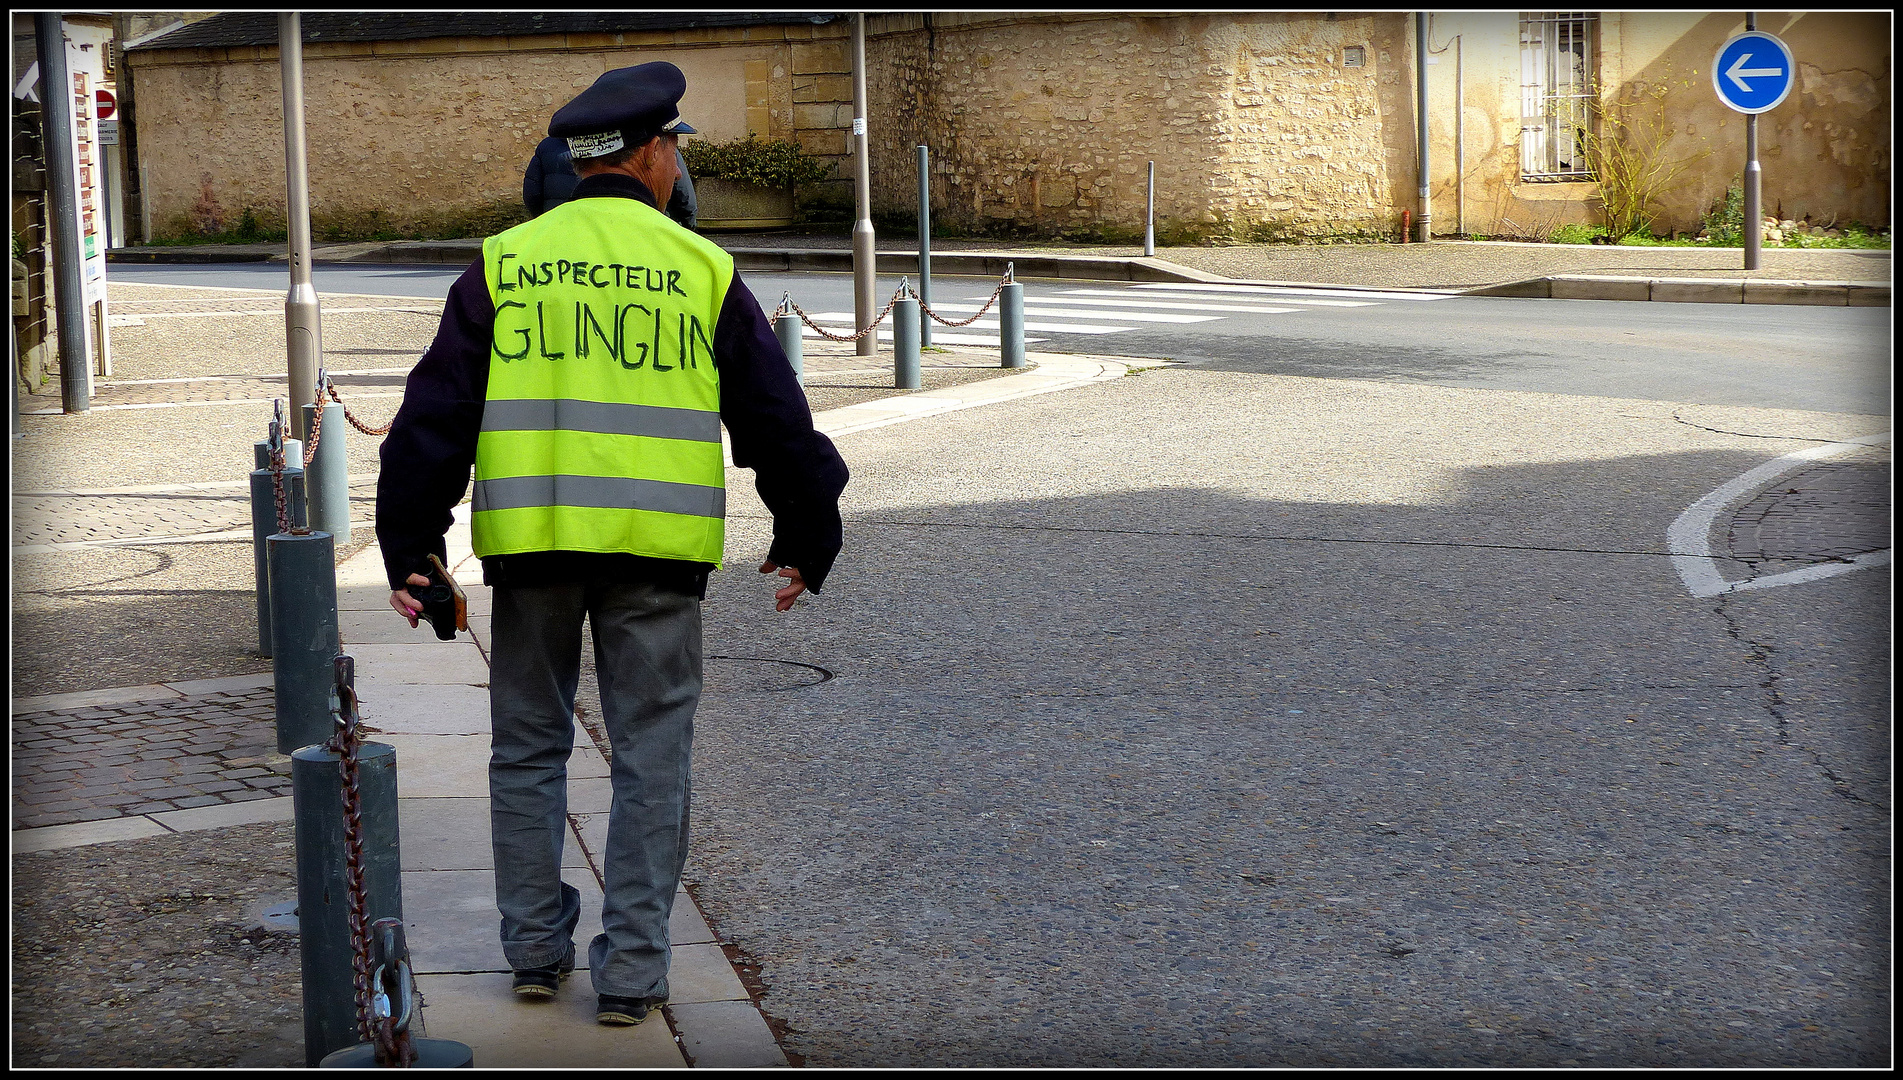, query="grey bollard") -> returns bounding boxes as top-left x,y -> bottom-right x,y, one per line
293,739 -> 403,1066
894,291 -> 921,390
251,450 -> 308,658
1144,160 -> 1156,257
270,530 -> 339,753
775,309 -> 804,385
1000,277 -> 1026,369
303,402 -> 349,546
320,1039 -> 474,1068
252,437 -> 306,657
